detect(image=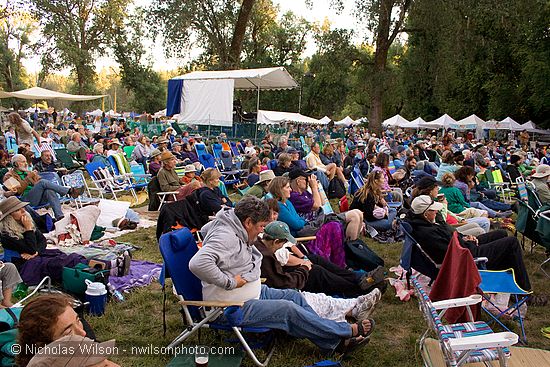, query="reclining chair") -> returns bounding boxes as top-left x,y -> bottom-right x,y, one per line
159,228 -> 275,366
